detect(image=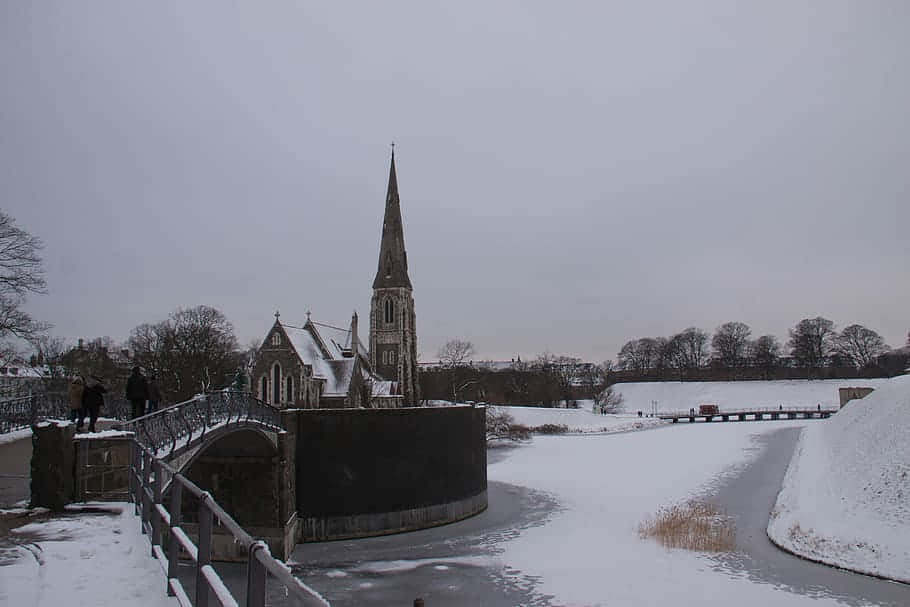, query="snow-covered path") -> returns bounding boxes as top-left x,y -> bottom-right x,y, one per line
488,420 -> 866,606
0,504 -> 176,607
